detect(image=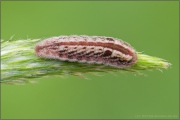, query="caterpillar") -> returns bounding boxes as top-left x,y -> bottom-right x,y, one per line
35,35 -> 138,68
